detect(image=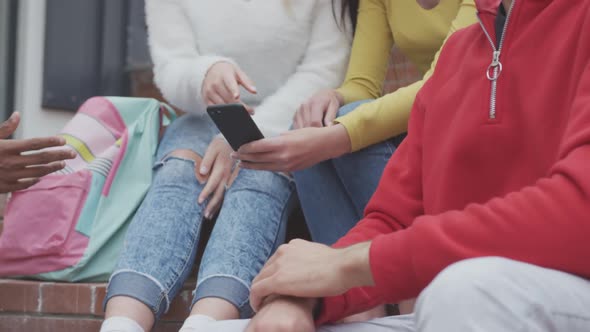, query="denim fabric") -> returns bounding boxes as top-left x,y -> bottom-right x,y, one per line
104,114 -> 296,319
293,100 -> 405,245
